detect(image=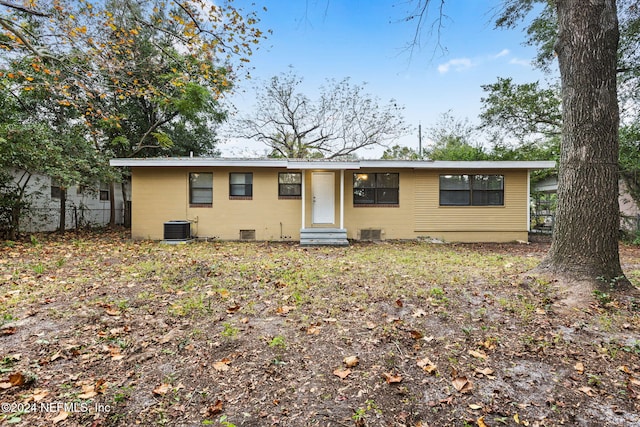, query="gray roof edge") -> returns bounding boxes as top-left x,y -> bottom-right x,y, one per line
109,158 -> 556,170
